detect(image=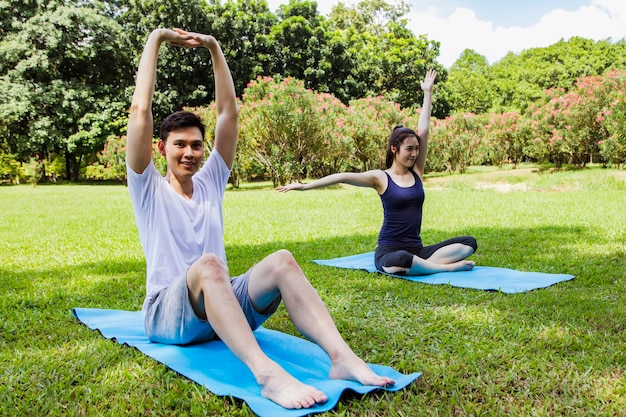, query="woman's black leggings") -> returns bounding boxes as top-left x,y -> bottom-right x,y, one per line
374,236 -> 478,272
